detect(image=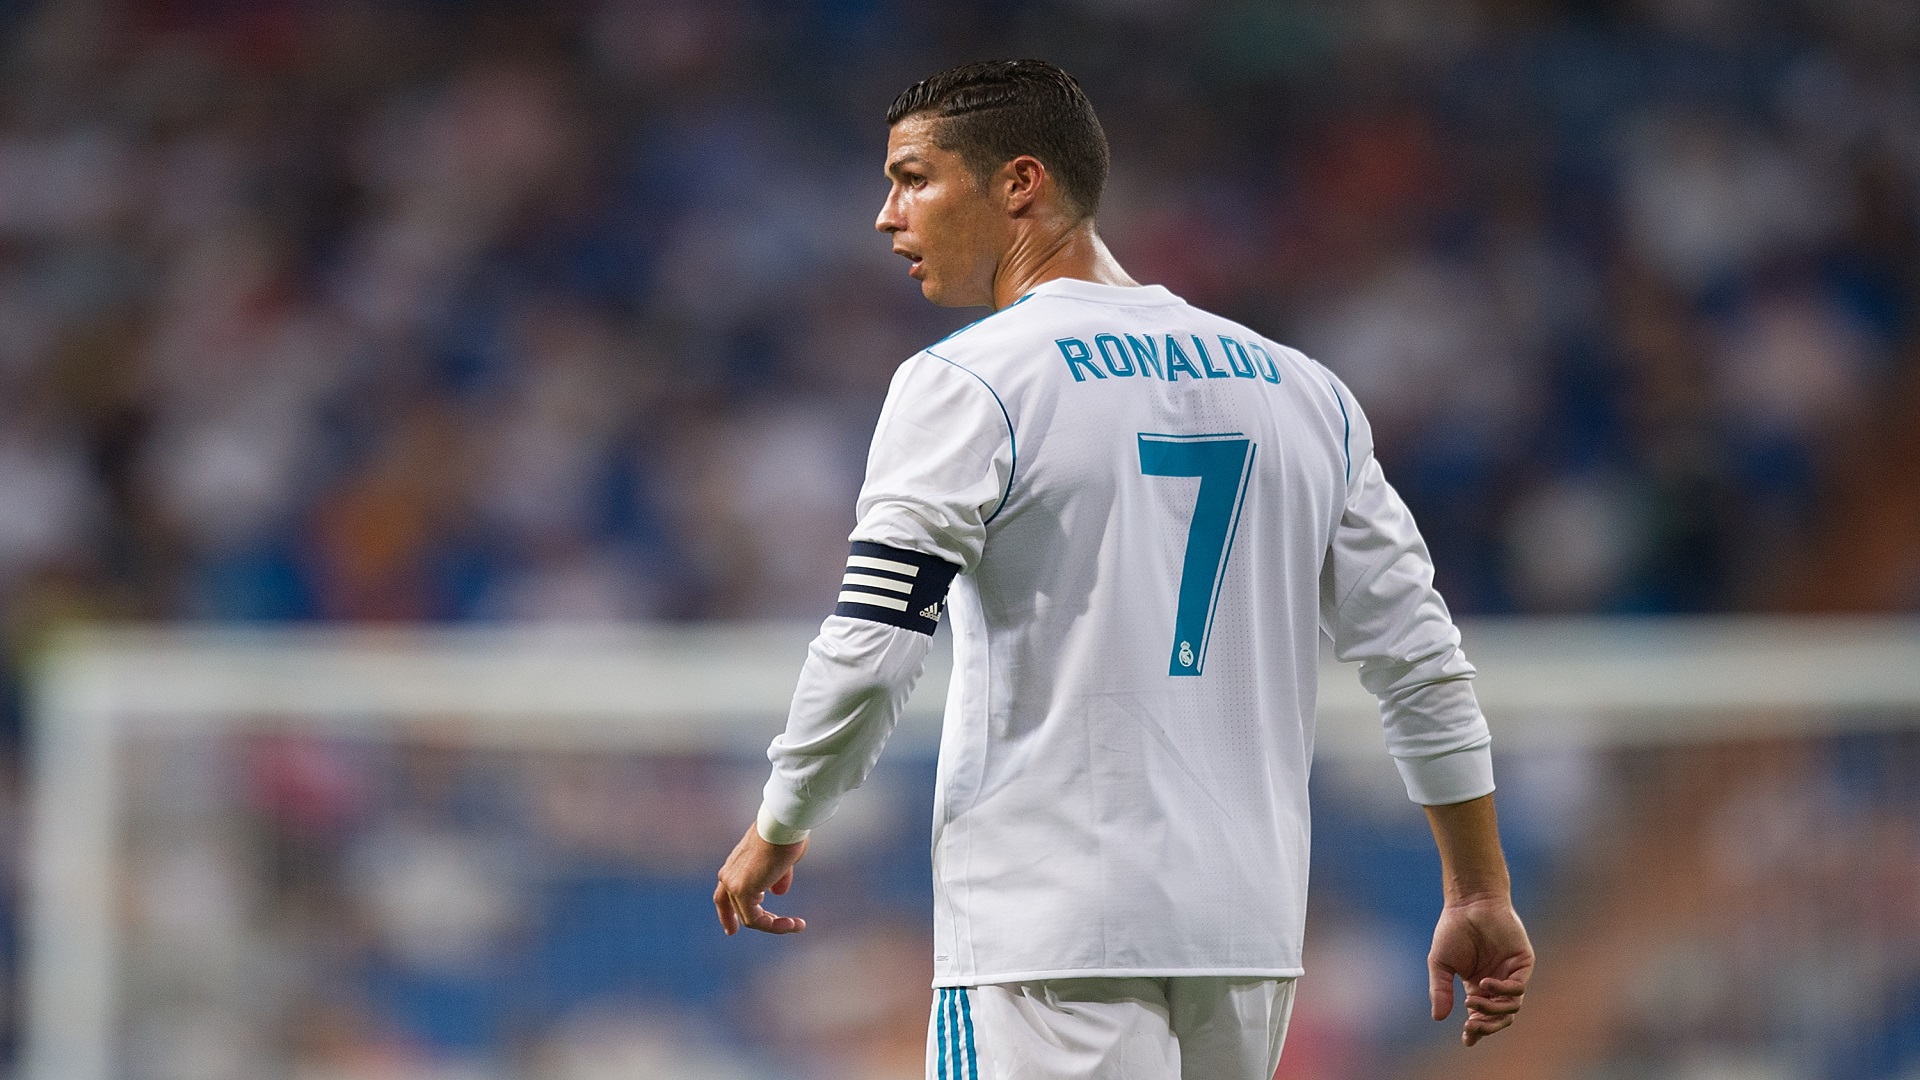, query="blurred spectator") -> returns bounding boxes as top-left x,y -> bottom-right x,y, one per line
0,0 -> 1911,644
2,0 -> 1920,1075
